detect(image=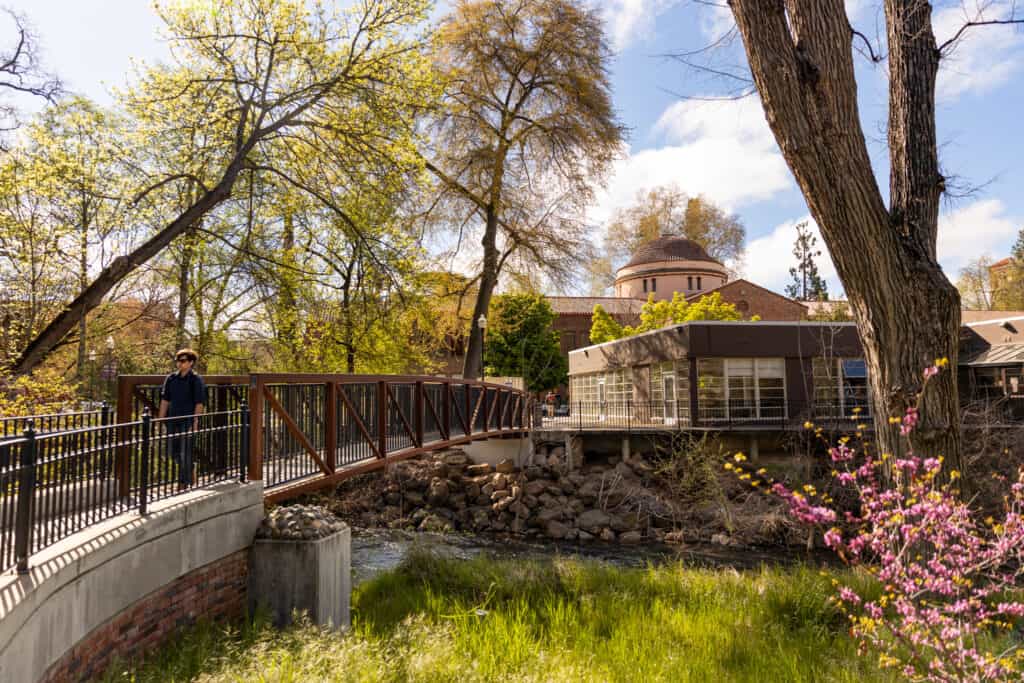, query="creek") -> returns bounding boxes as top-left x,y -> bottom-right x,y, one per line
350,527 -> 831,585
